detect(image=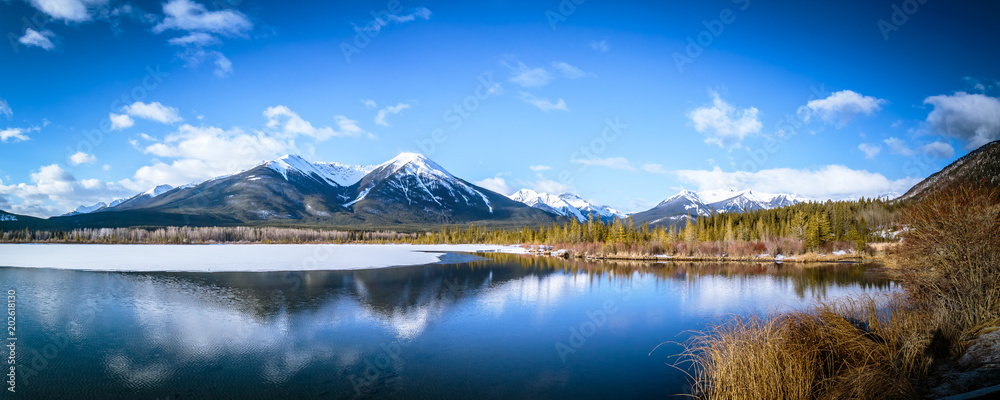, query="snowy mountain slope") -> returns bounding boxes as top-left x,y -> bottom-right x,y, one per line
63,202 -> 108,216
631,190 -> 712,226
508,189 -> 624,222
704,190 -> 803,214
559,193 -> 625,221
109,184 -> 175,211
64,185 -> 173,215
266,154 -> 375,187
345,153 -> 510,223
